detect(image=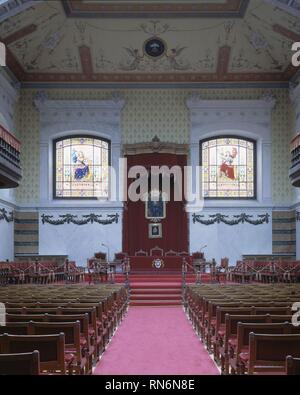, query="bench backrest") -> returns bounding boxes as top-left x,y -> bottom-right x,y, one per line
28,321 -> 81,361
6,314 -> 46,323
286,356 -> 300,375
249,333 -> 300,374
0,323 -> 28,335
44,314 -> 89,339
225,314 -> 271,337
0,333 -> 65,374
0,351 -> 40,375
237,322 -> 293,355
